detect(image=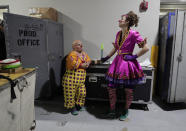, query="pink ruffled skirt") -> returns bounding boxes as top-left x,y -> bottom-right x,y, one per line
105,54 -> 144,88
